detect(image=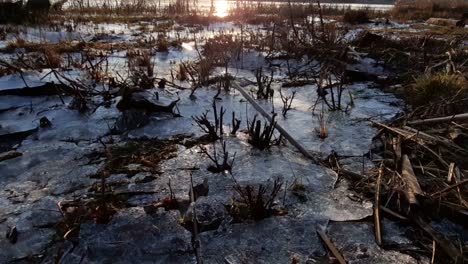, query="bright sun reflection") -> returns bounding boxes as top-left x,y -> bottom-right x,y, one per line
214,0 -> 229,18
